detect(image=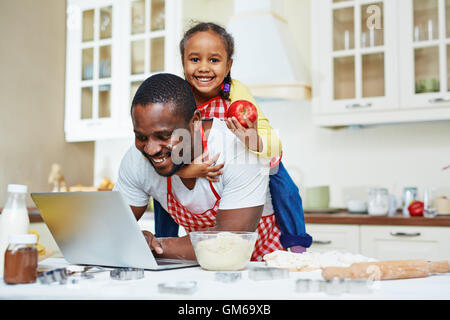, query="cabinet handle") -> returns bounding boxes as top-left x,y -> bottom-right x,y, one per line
390,232 -> 421,237
428,97 -> 450,103
312,240 -> 332,245
345,103 -> 372,109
